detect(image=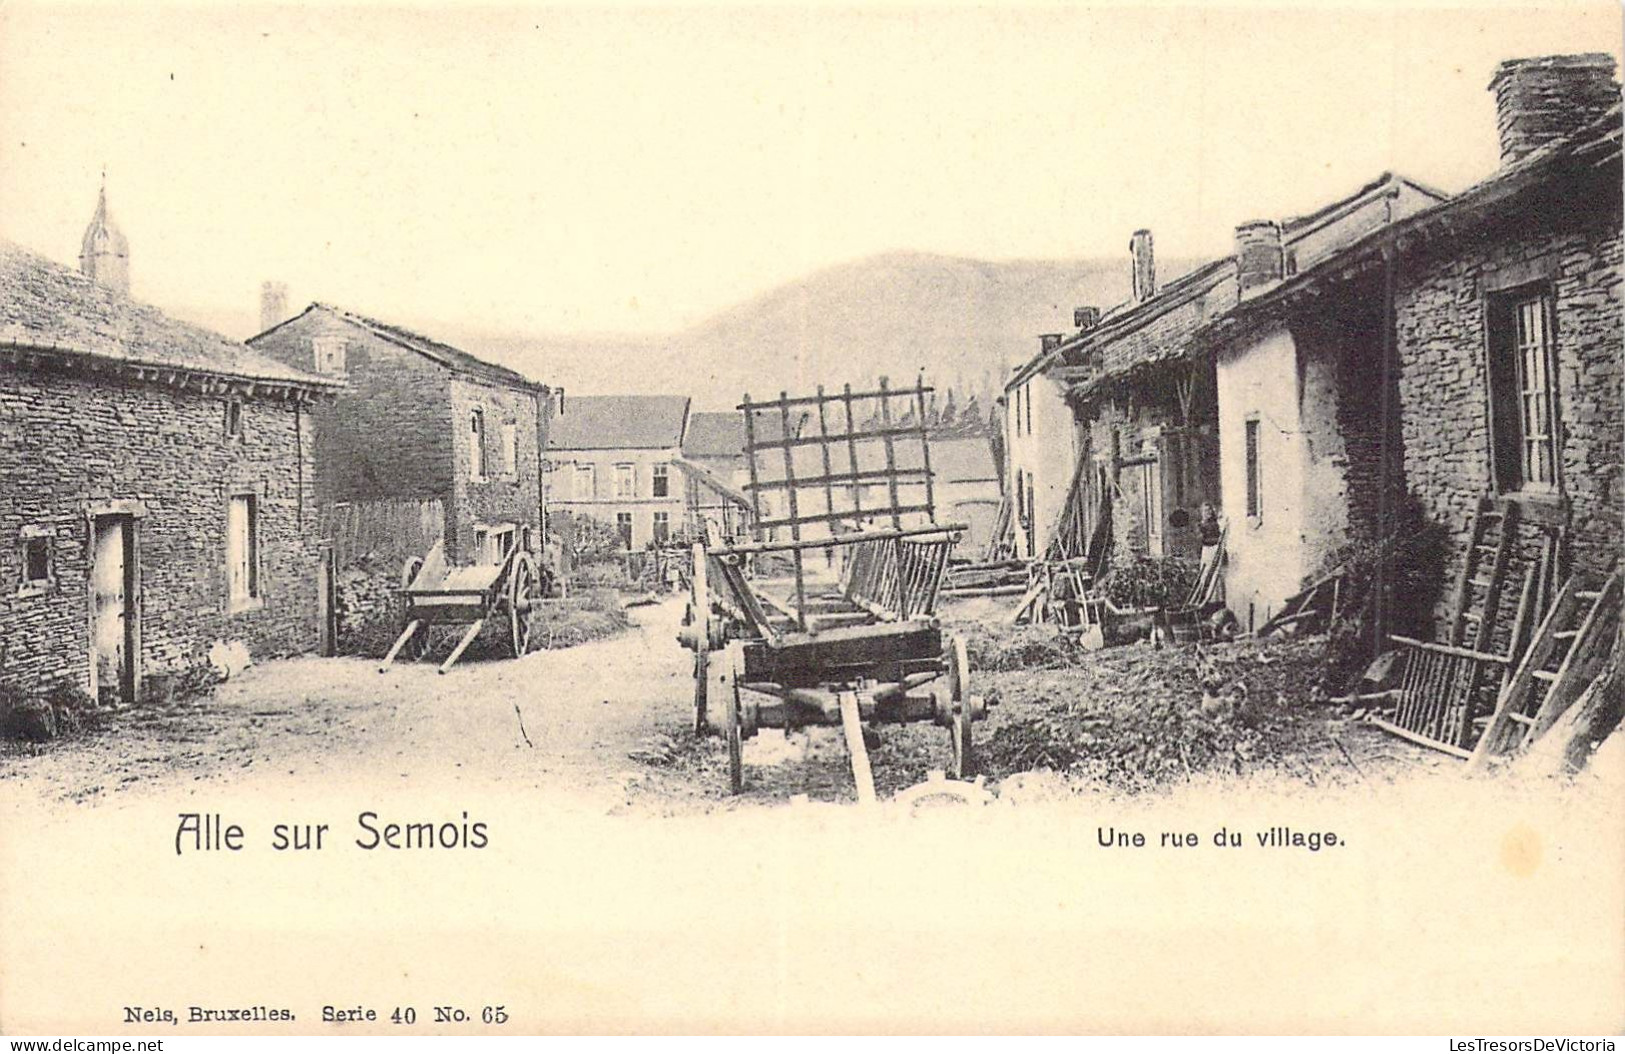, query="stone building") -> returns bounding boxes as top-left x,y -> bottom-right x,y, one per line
1202,53 -> 1622,635
1006,174 -> 1443,577
249,304 -> 553,568
546,395 -> 691,551
0,240 -> 340,705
